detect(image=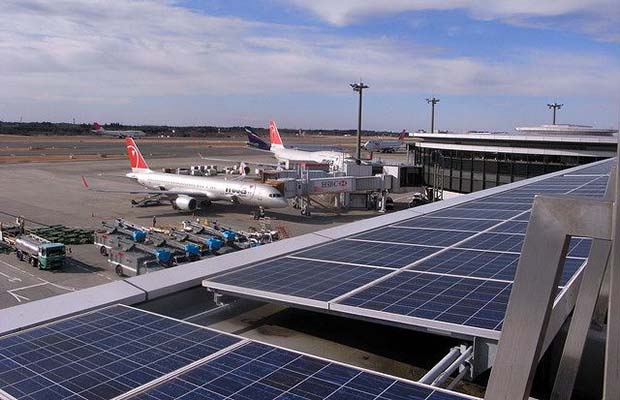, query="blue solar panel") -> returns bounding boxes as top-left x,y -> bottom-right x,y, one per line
455,202 -> 532,211
0,306 -> 241,400
428,208 -> 523,220
513,212 -> 531,222
489,221 -> 529,234
339,272 -> 511,331
133,342 -> 470,400
352,227 -> 474,247
567,238 -> 592,258
456,233 -> 525,253
393,217 -> 498,232
407,249 -> 585,286
208,258 -> 392,301
296,240 -> 440,269
564,160 -> 614,176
